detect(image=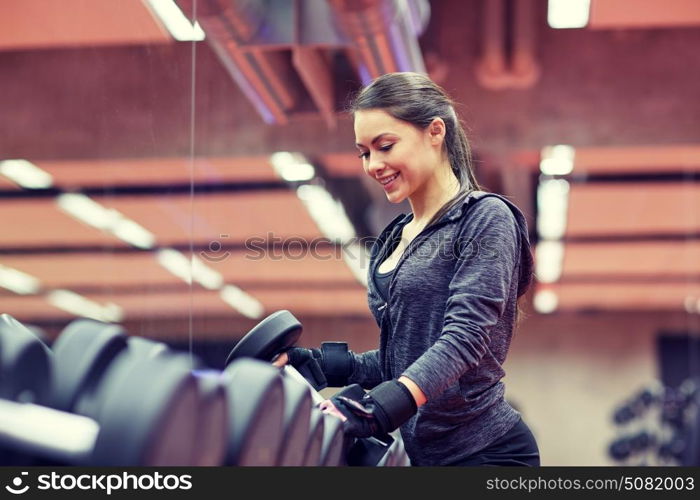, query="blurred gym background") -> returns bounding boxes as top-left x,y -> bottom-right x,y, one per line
1,0 -> 699,465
